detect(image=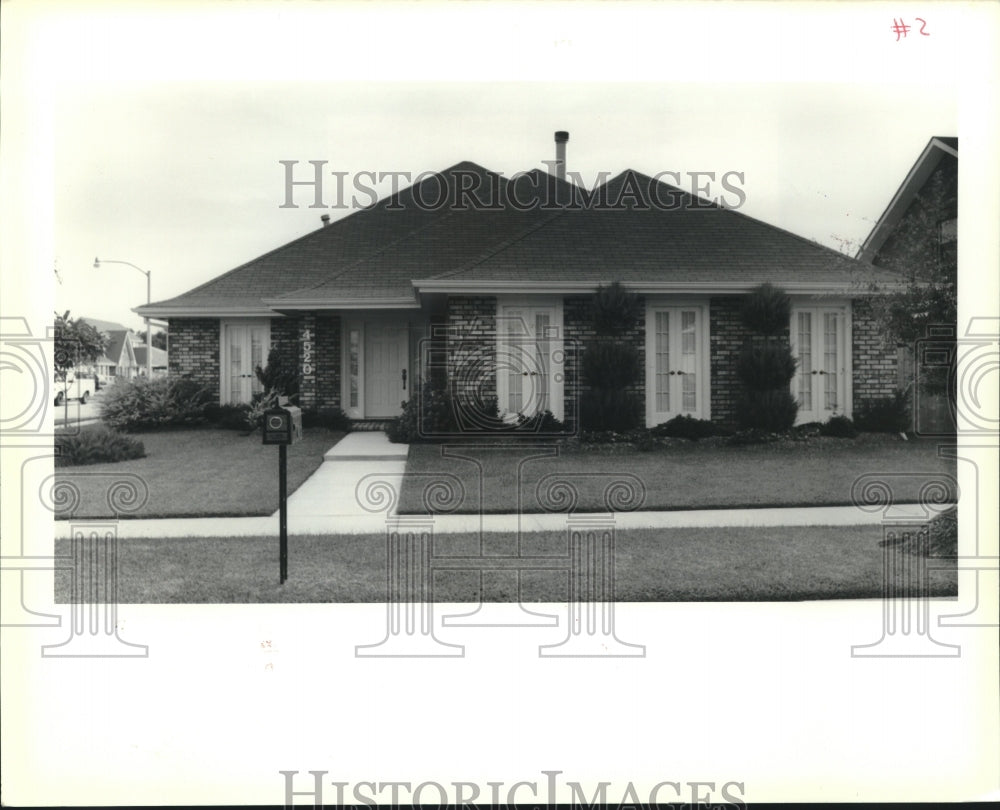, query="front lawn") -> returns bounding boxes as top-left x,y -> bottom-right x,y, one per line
53,425 -> 345,518
53,525 -> 957,602
398,435 -> 957,514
